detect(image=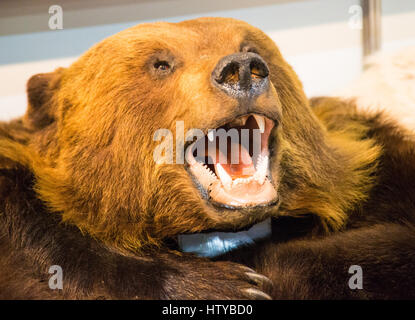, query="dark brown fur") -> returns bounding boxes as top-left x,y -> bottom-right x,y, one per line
0,18 -> 414,299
